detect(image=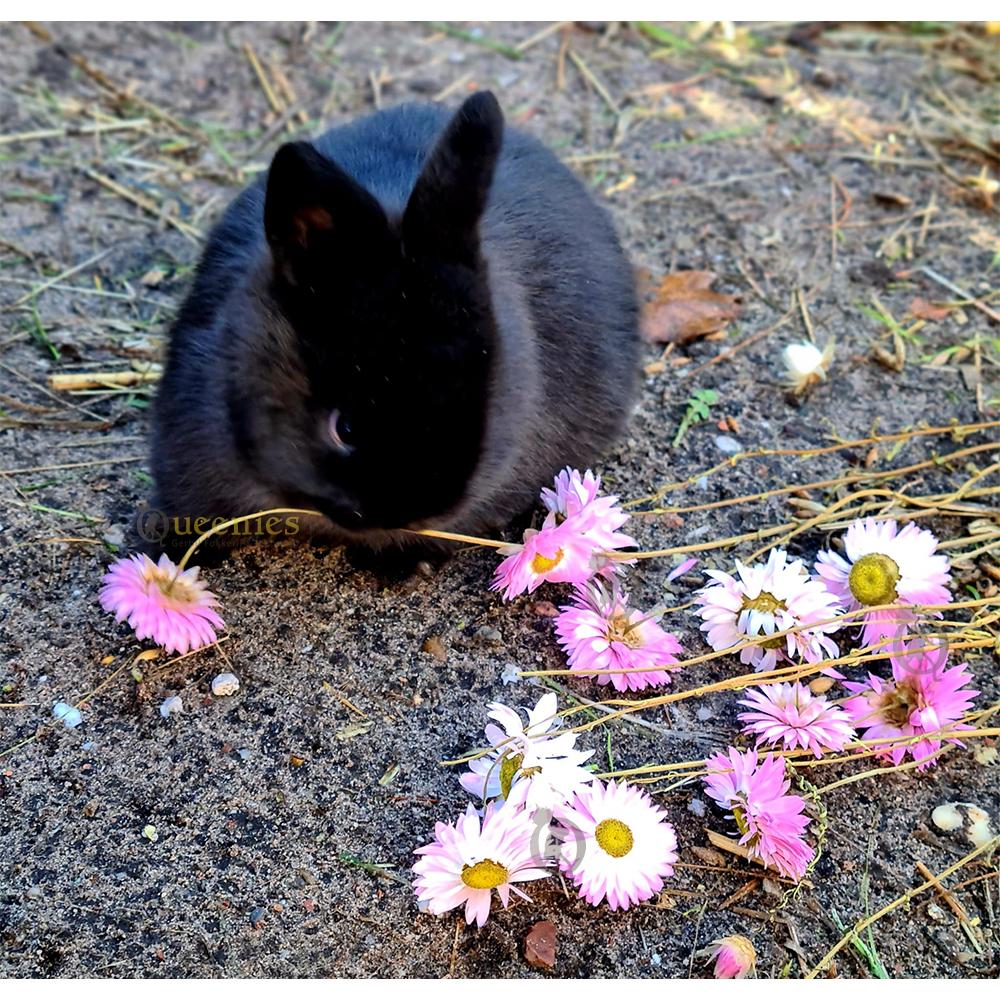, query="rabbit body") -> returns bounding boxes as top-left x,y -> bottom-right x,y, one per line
151,93 -> 639,550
